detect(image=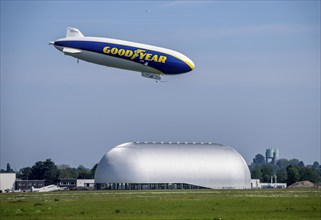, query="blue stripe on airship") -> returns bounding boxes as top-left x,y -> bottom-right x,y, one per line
54,41 -> 192,74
